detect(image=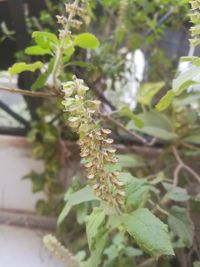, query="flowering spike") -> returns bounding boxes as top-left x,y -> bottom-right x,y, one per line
190,0 -> 200,46
62,77 -> 124,208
